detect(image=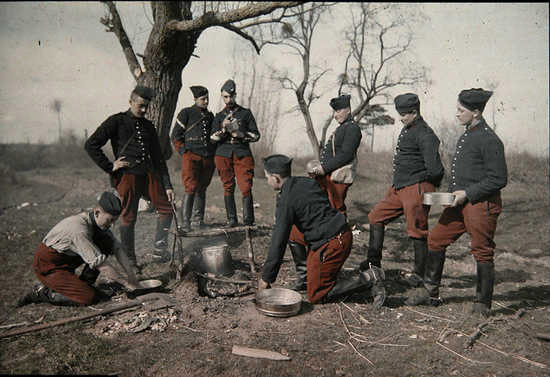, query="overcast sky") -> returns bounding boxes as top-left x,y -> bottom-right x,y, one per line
0,2 -> 548,157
